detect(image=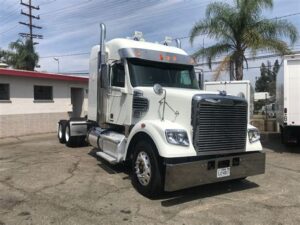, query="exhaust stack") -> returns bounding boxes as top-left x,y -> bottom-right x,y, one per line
99,23 -> 106,66
96,23 -> 107,124
175,38 -> 181,48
